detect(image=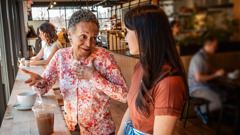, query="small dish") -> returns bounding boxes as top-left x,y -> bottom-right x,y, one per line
14,100 -> 41,111
14,104 -> 32,111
